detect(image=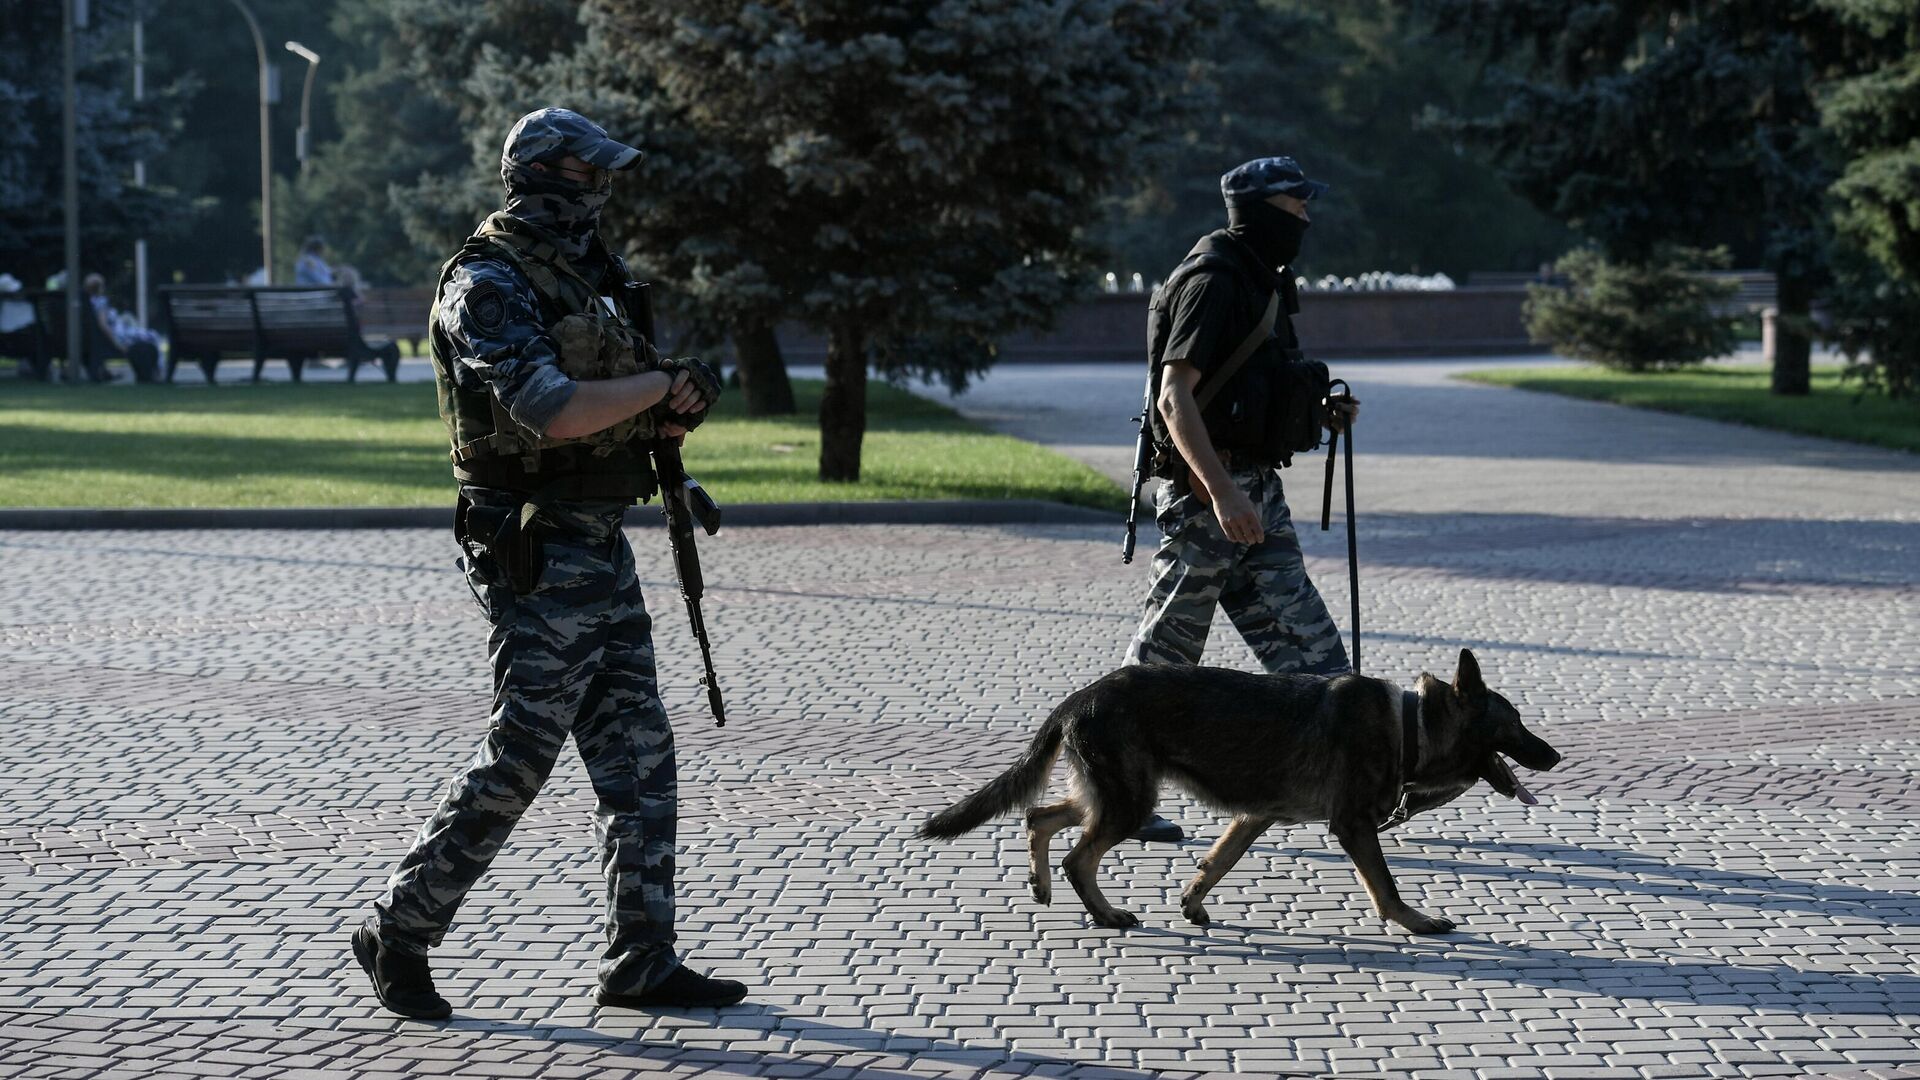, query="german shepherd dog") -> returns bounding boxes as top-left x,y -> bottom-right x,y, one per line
920,650 -> 1560,933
